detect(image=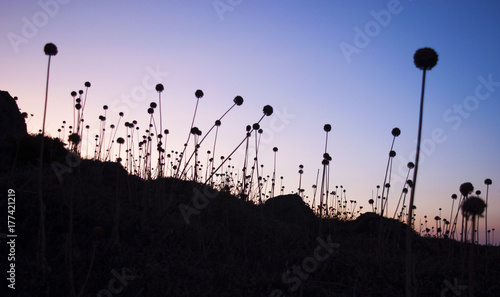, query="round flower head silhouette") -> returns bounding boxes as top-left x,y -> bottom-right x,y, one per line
263,105 -> 273,116
195,89 -> 204,99
391,127 -> 401,137
413,47 -> 438,71
233,96 -> 244,106
44,42 -> 58,56
156,83 -> 164,92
